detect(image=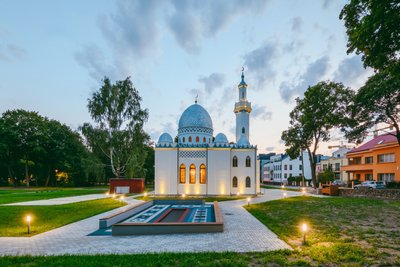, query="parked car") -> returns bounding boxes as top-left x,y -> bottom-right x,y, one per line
332,180 -> 346,187
354,181 -> 386,189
